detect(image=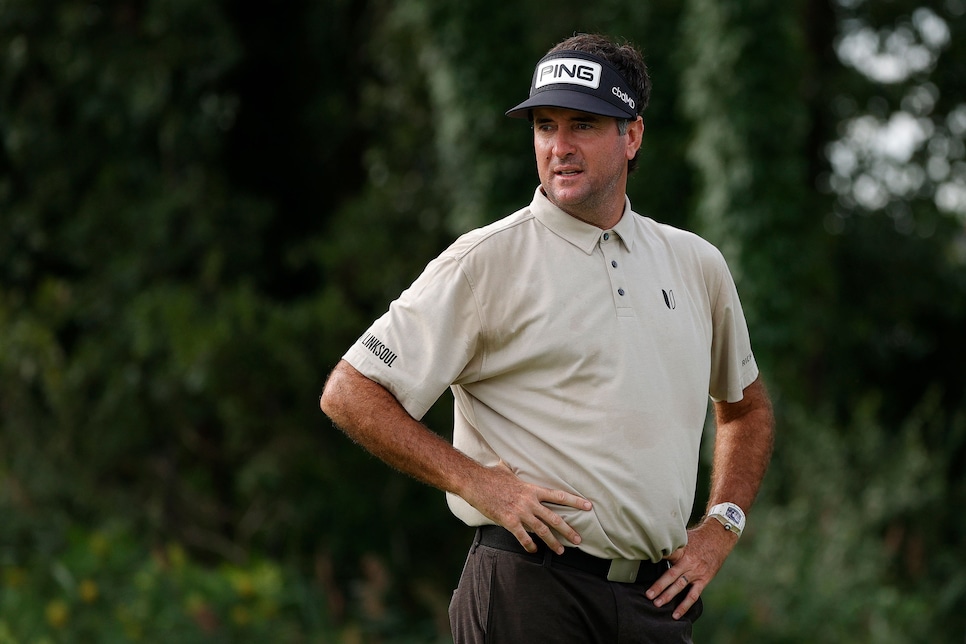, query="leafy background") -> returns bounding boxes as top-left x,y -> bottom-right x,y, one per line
1,0 -> 964,641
